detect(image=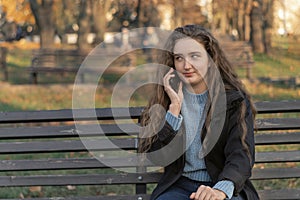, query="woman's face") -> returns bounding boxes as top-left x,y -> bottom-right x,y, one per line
173,37 -> 209,93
